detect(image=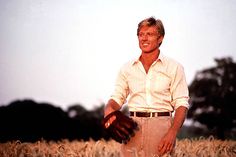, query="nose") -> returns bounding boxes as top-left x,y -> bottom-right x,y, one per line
141,34 -> 148,40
